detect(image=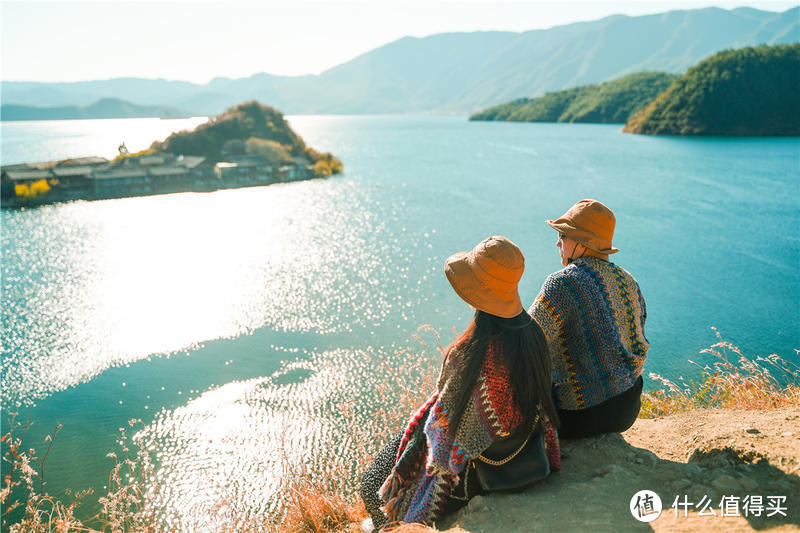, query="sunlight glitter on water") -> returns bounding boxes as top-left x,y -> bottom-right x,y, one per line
0,117 -> 210,164
139,343 -> 437,531
2,178 -> 426,405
